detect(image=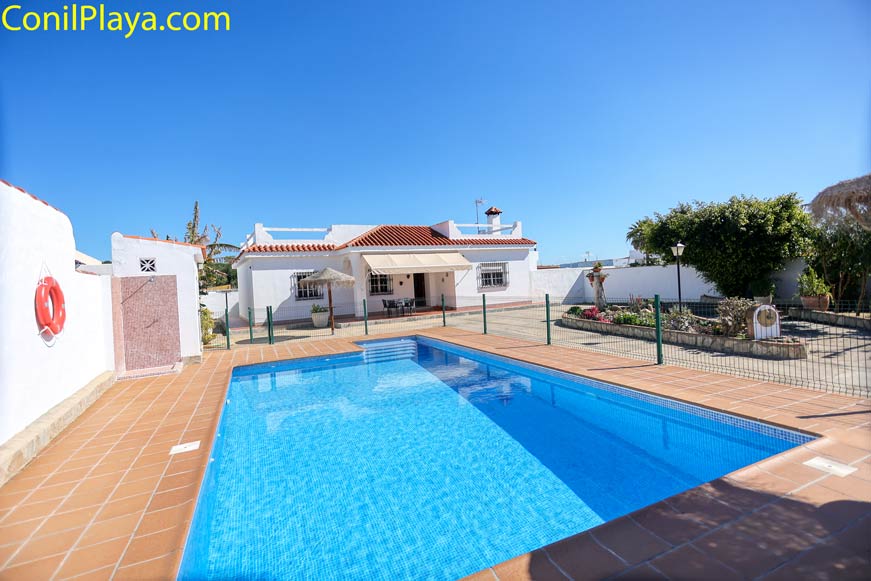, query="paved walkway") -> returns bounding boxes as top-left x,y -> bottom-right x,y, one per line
1,329 -> 868,579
